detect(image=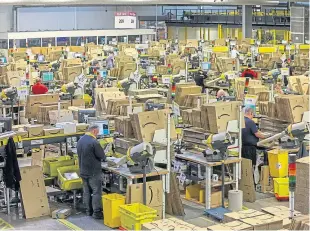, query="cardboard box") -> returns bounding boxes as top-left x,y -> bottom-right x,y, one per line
20,166 -> 50,219
260,166 -> 273,193
26,124 -> 44,137
208,221 -> 252,230
175,85 -> 202,106
31,145 -> 45,167
71,98 -> 85,108
241,214 -> 283,230
191,109 -> 202,128
52,209 -> 71,219
205,101 -> 241,133
56,122 -> 76,134
76,123 -> 89,133
6,71 -> 22,87
63,65 -> 83,82
48,109 -> 73,124
275,95 -> 308,123
16,130 -> 28,138
142,218 -> 201,230
26,94 -> 59,119
43,128 -> 64,136
132,110 -> 177,142
128,180 -> 163,207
